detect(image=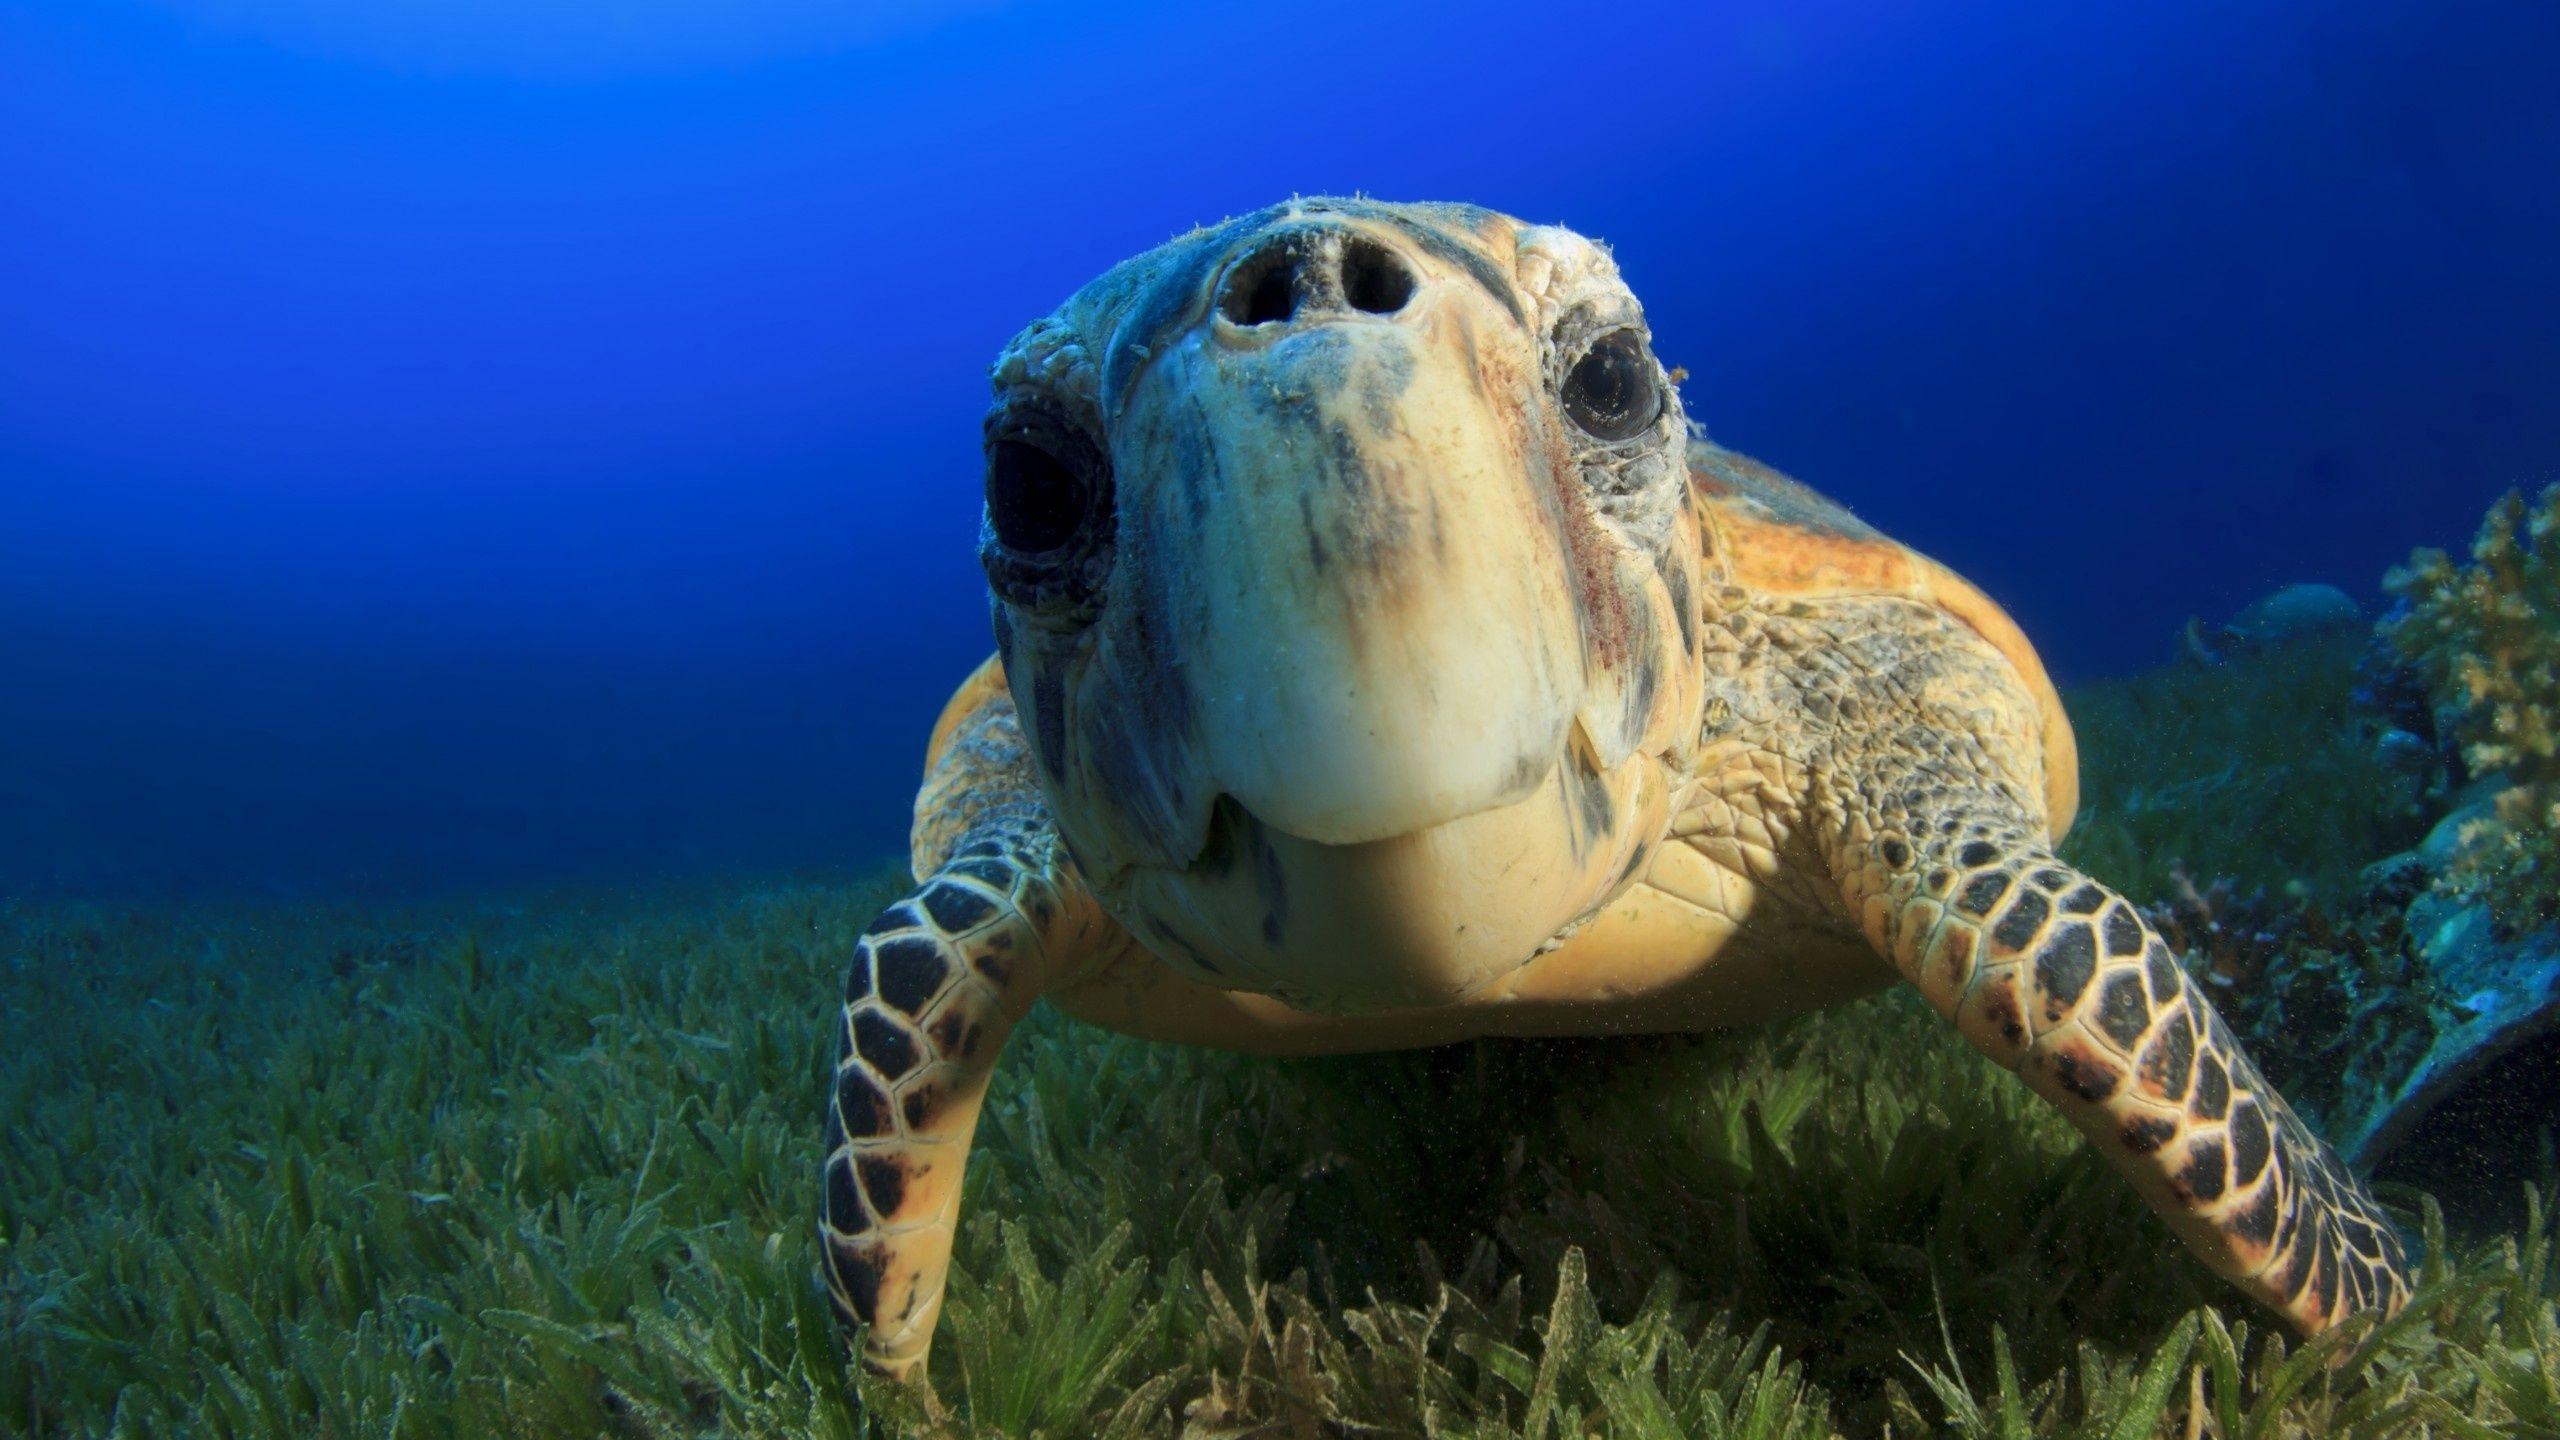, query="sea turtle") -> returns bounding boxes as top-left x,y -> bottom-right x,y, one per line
818,198 -> 2412,1378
